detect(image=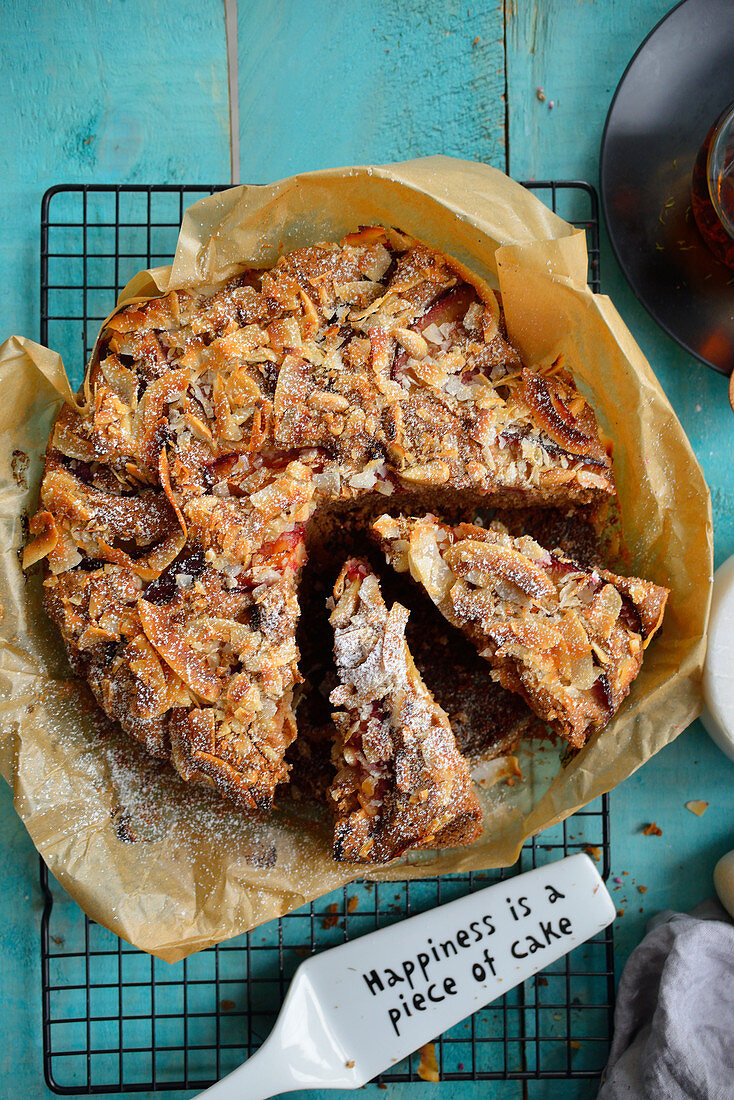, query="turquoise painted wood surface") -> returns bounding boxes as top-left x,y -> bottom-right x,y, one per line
2,2 -> 733,1099
0,0 -> 231,344
237,1 -> 506,180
